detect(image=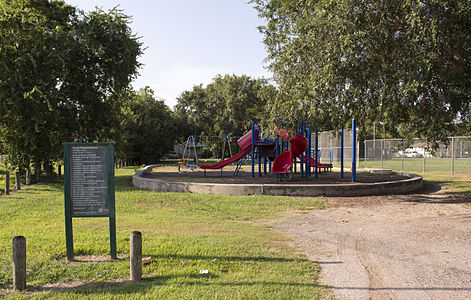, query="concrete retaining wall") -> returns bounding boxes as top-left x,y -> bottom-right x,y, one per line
132,165 -> 423,197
